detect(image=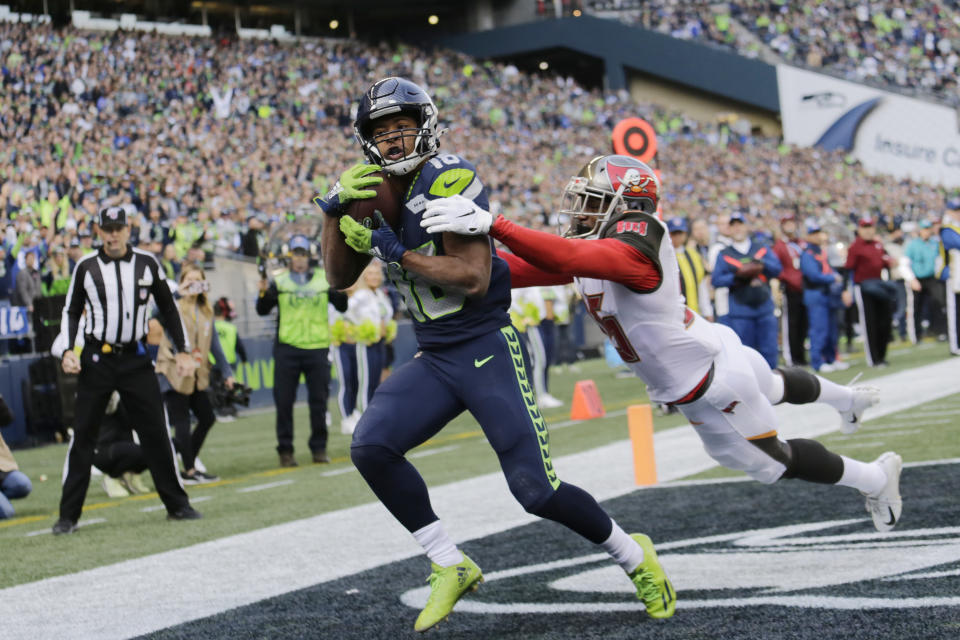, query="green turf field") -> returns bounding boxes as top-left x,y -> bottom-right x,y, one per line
1,339 -> 956,589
